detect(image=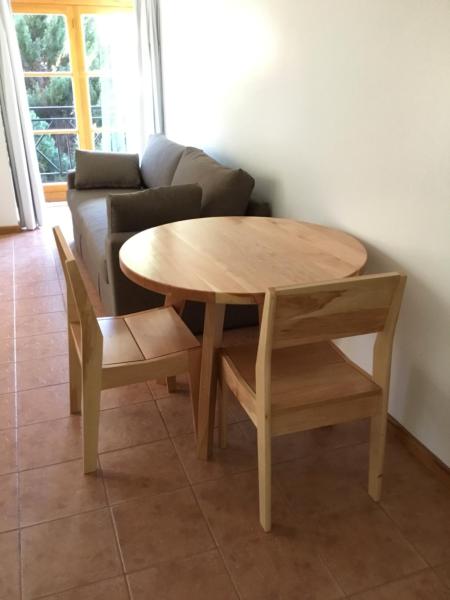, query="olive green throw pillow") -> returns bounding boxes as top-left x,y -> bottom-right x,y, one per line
75,150 -> 141,189
107,184 -> 202,234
